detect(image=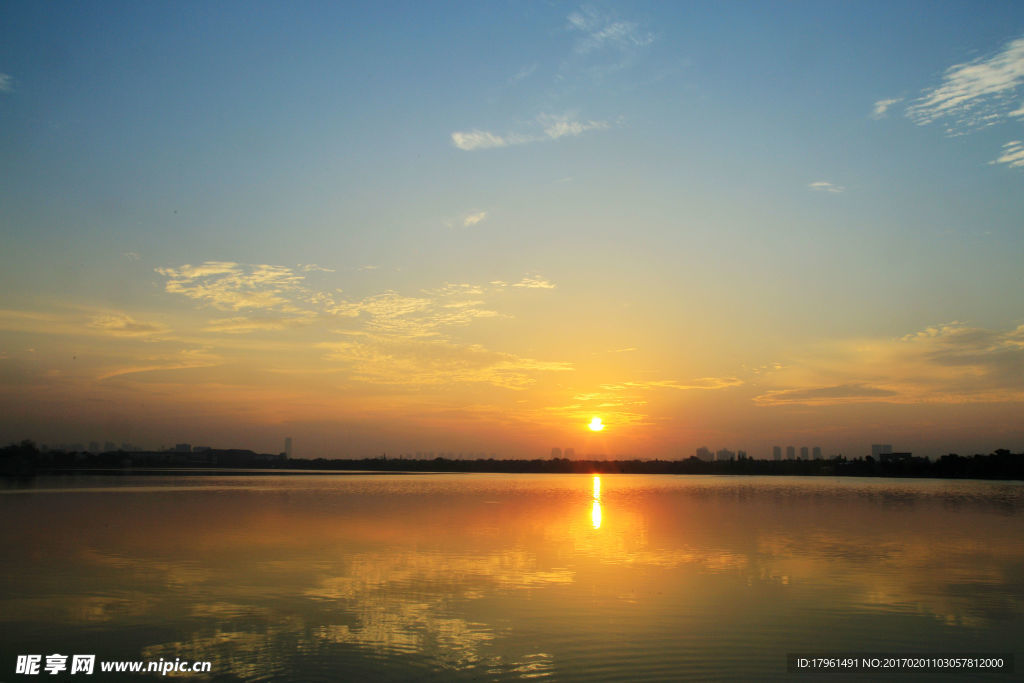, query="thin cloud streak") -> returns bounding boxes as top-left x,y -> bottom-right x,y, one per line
754,322 -> 1024,406
808,181 -> 845,193
906,36 -> 1024,132
88,313 -> 169,338
601,378 -> 743,392
512,276 -> 555,289
567,7 -> 654,55
871,97 -> 902,119
991,140 -> 1024,168
451,114 -> 609,151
